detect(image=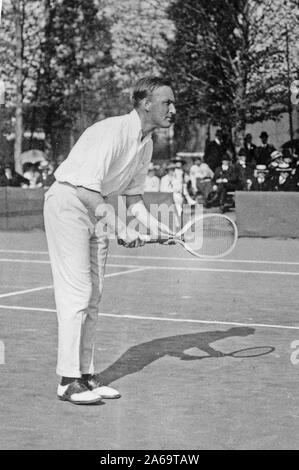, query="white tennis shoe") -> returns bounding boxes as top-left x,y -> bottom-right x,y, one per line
84,376 -> 121,399
57,379 -> 103,405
